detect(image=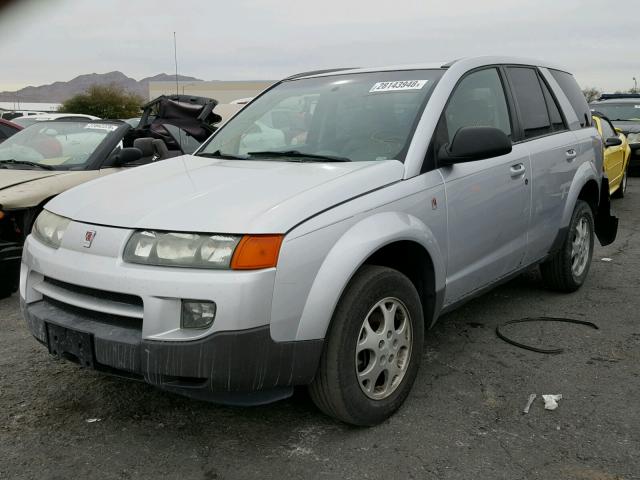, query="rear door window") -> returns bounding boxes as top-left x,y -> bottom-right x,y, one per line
507,67 -> 552,140
550,69 -> 592,128
540,78 -> 566,131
